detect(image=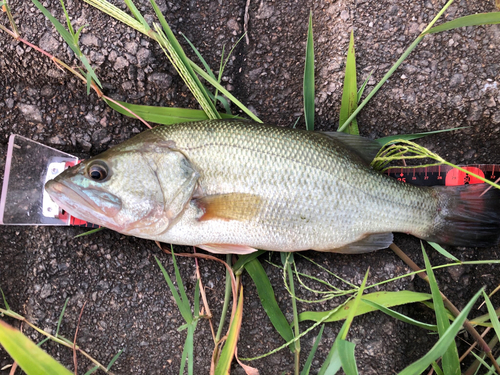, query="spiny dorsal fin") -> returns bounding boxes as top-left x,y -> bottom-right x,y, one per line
320,132 -> 381,164
195,193 -> 263,222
